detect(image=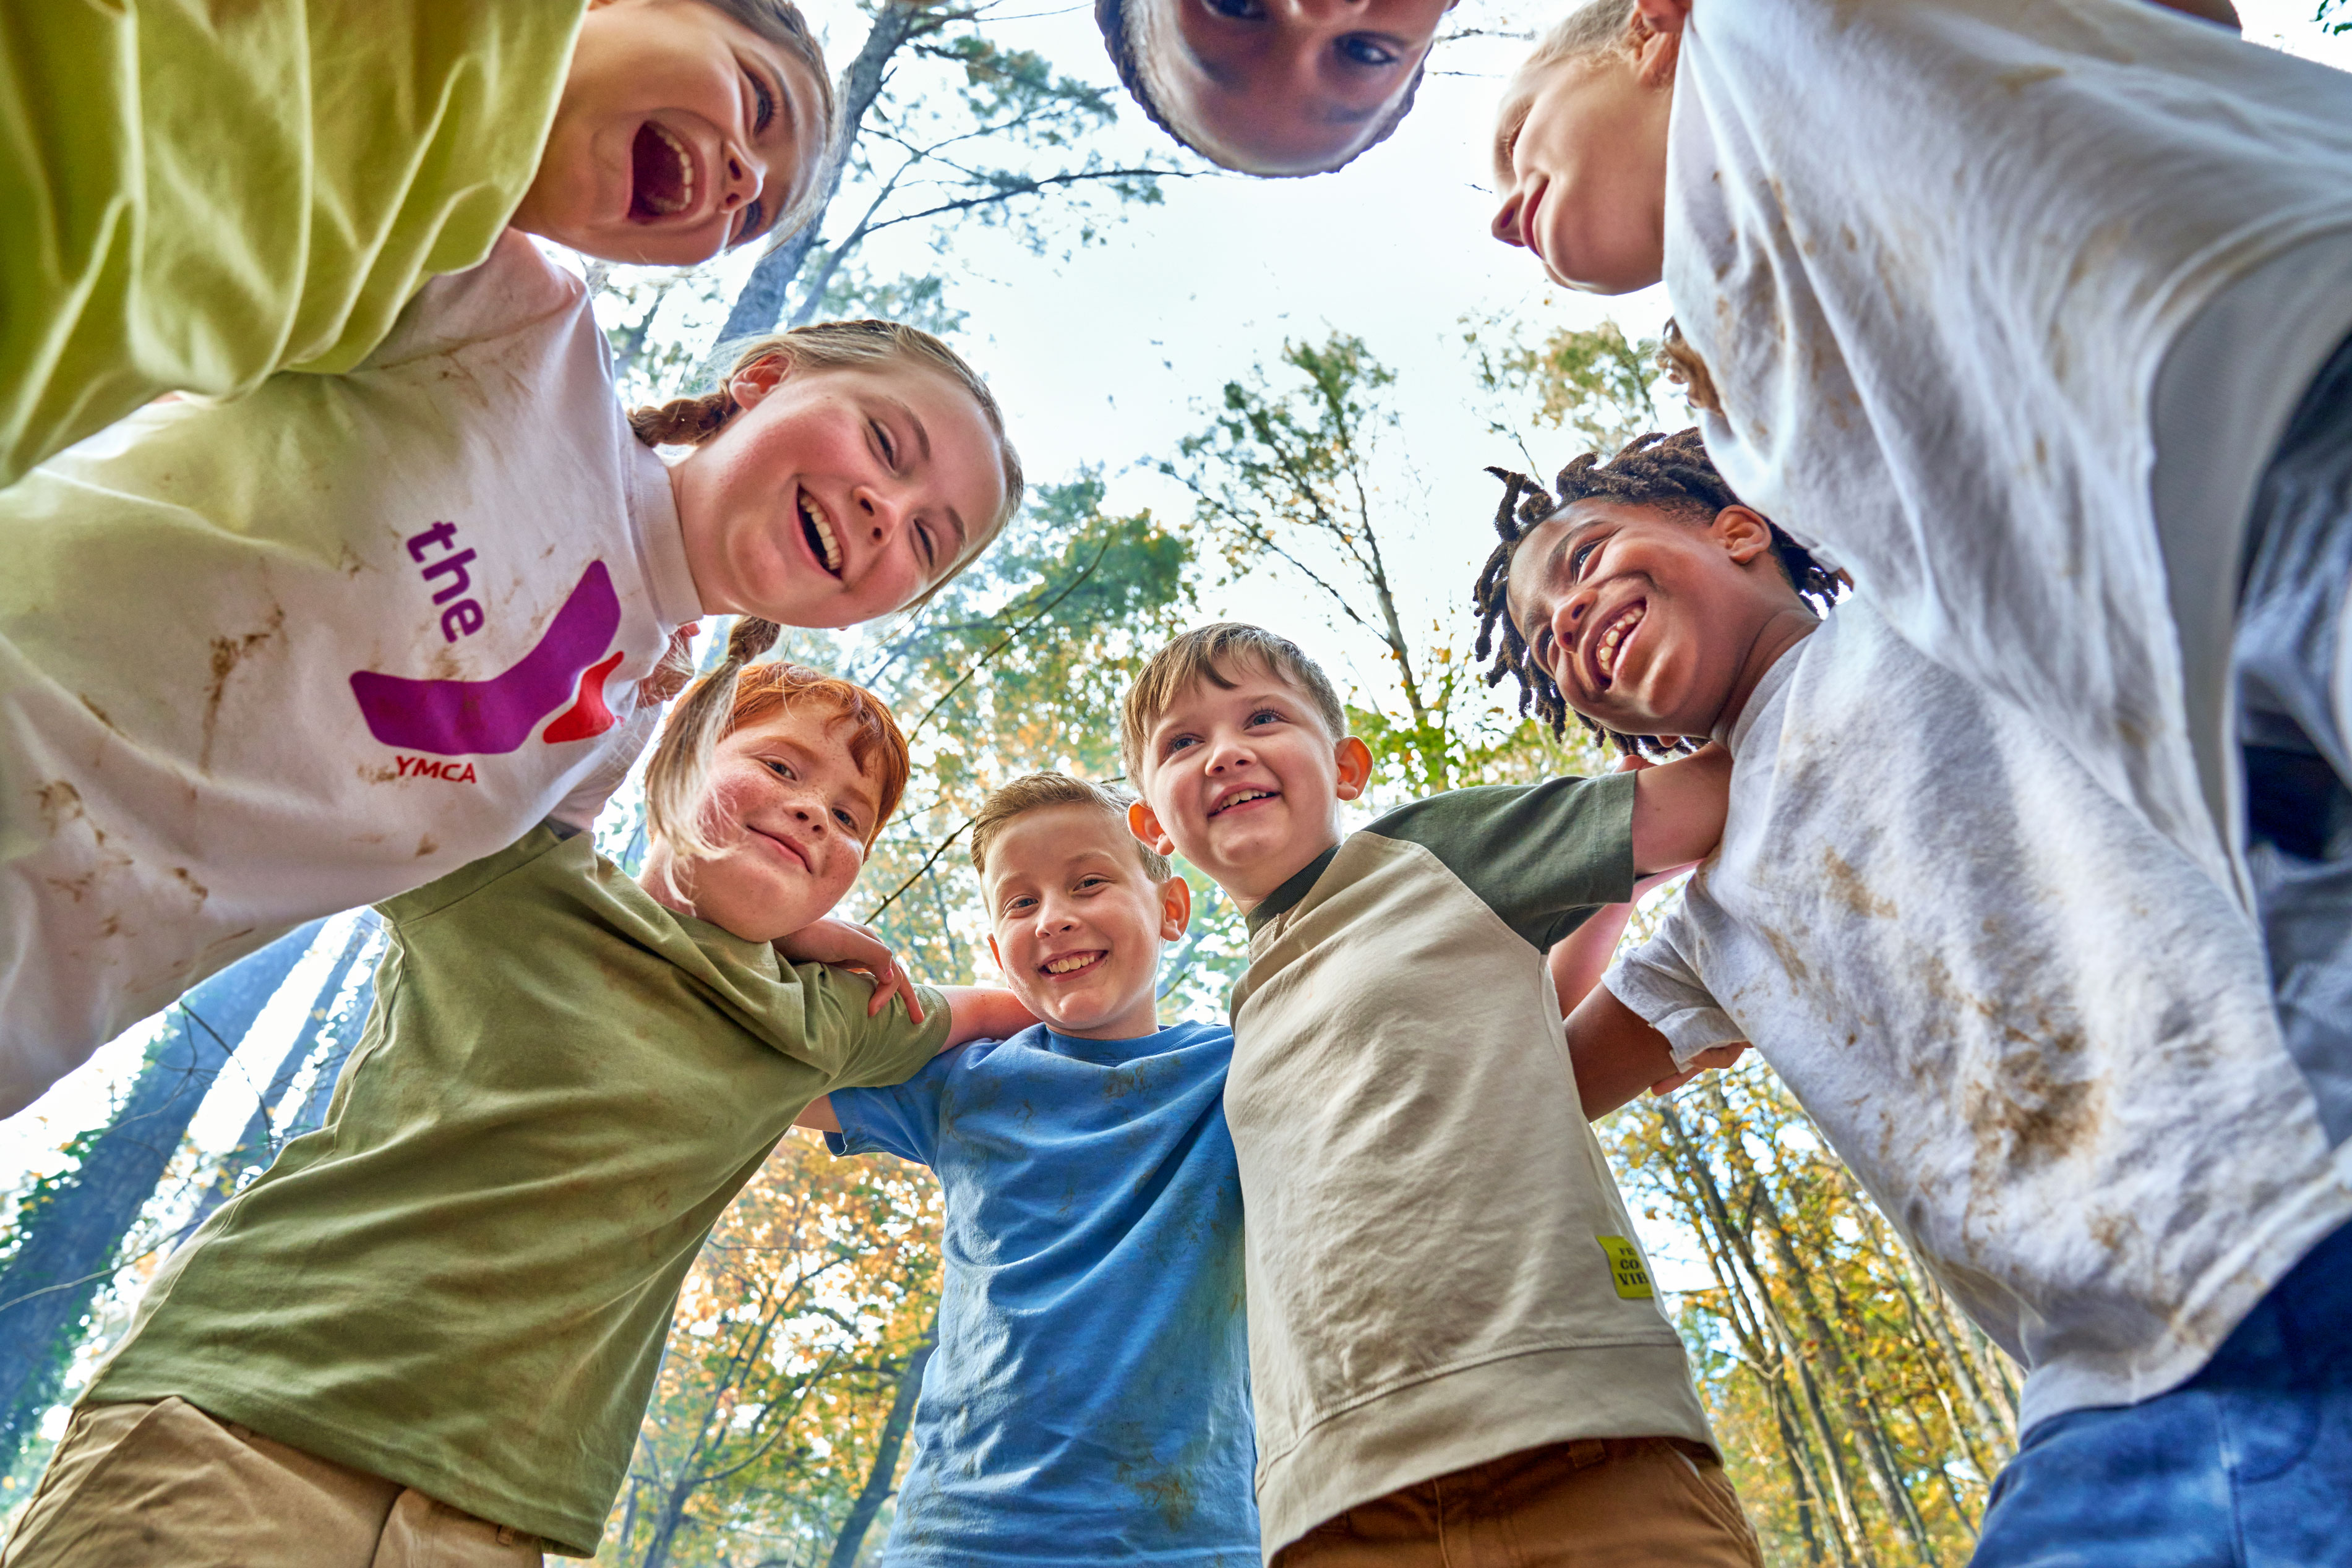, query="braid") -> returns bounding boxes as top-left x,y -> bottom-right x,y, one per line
1469,429 -> 1841,756
628,388 -> 734,448
643,616 -> 783,872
